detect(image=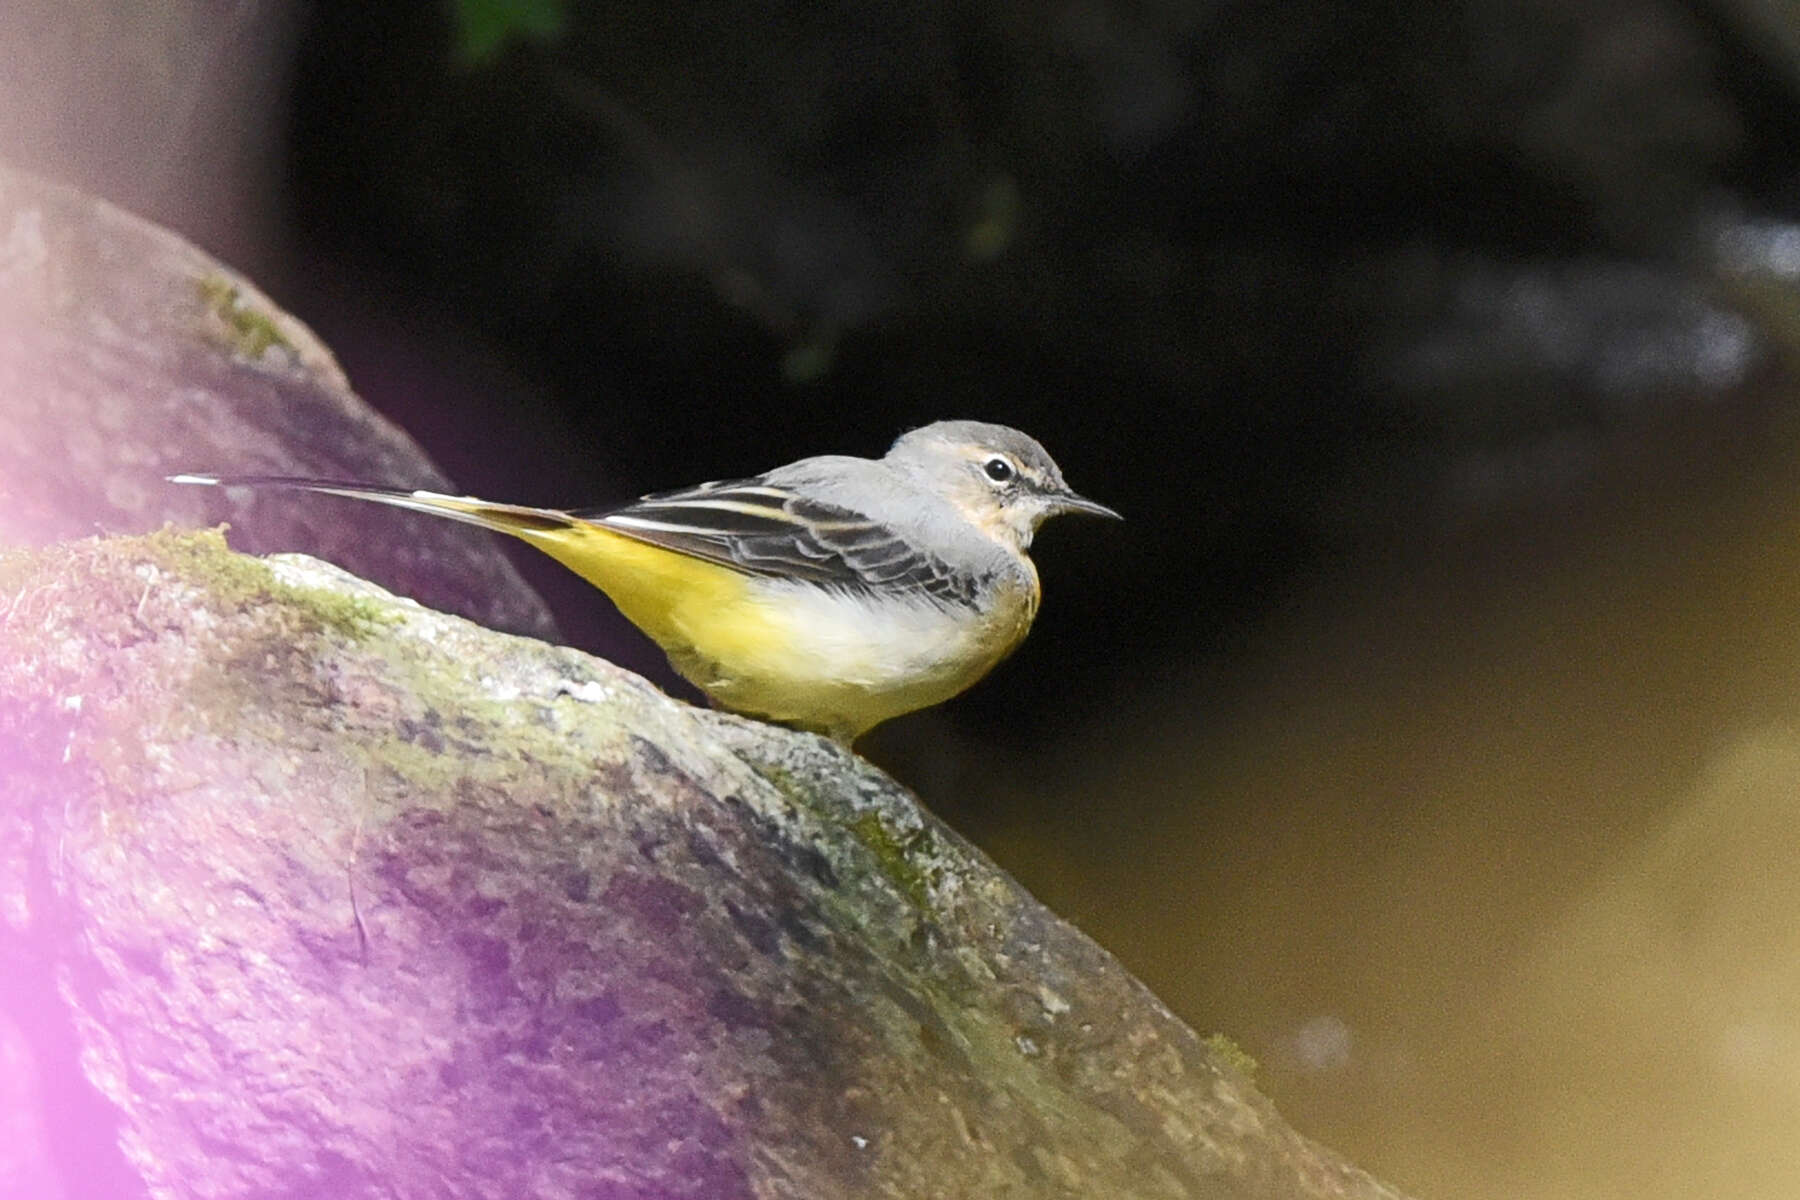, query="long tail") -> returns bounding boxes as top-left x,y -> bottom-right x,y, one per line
168,473 -> 761,675
167,474 -> 582,536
